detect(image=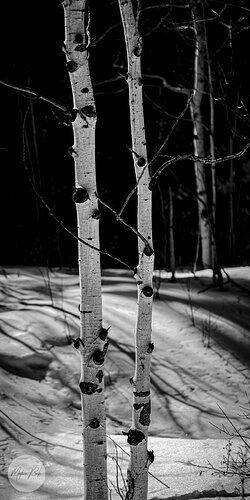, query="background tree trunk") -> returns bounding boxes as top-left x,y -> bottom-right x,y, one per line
190,1 -> 212,269
63,2 -> 108,498
229,136 -> 235,260
205,32 -> 221,283
118,1 -> 154,499
169,187 -> 176,281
